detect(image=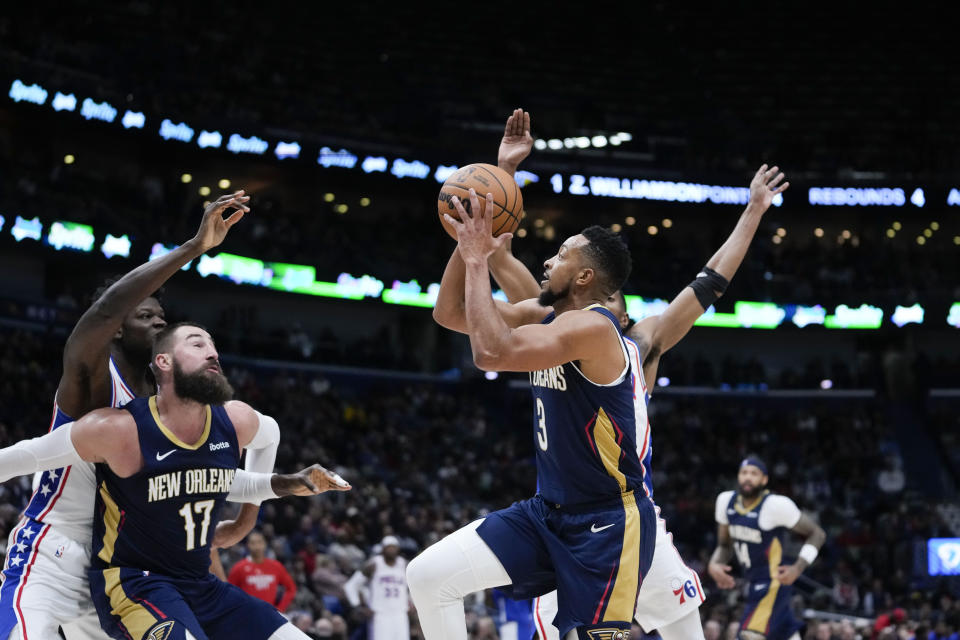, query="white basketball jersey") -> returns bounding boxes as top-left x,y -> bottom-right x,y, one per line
368,555 -> 408,614
623,337 -> 652,497
23,356 -> 137,542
